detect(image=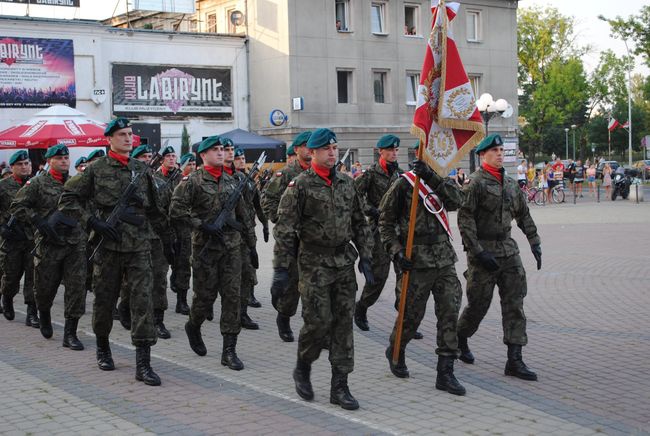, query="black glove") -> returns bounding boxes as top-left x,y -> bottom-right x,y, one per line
412,159 -> 435,181
200,221 -> 223,238
394,251 -> 413,272
35,216 -> 63,244
88,216 -> 120,242
250,247 -> 259,269
476,250 -> 499,272
368,207 -> 380,222
358,257 -> 375,286
531,244 -> 542,270
0,223 -> 26,242
263,224 -> 270,243
162,237 -> 176,265
270,267 -> 289,309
